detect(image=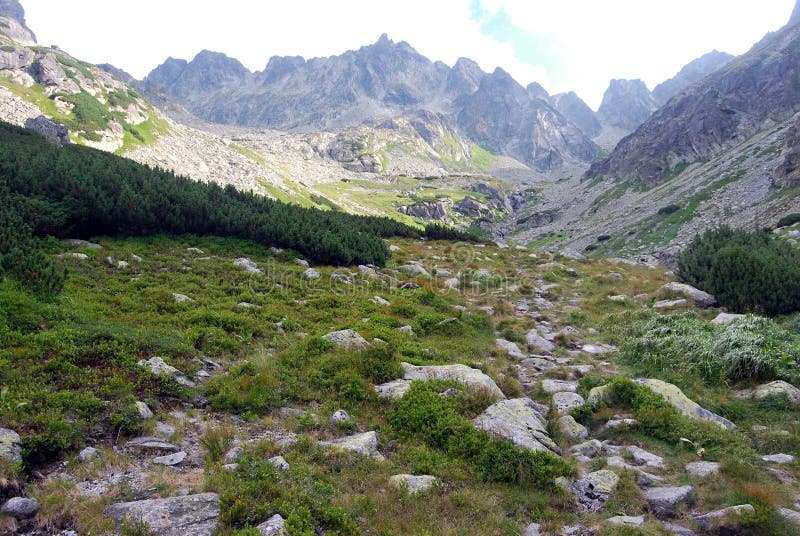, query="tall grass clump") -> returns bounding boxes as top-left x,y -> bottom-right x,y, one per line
619,313 -> 799,385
